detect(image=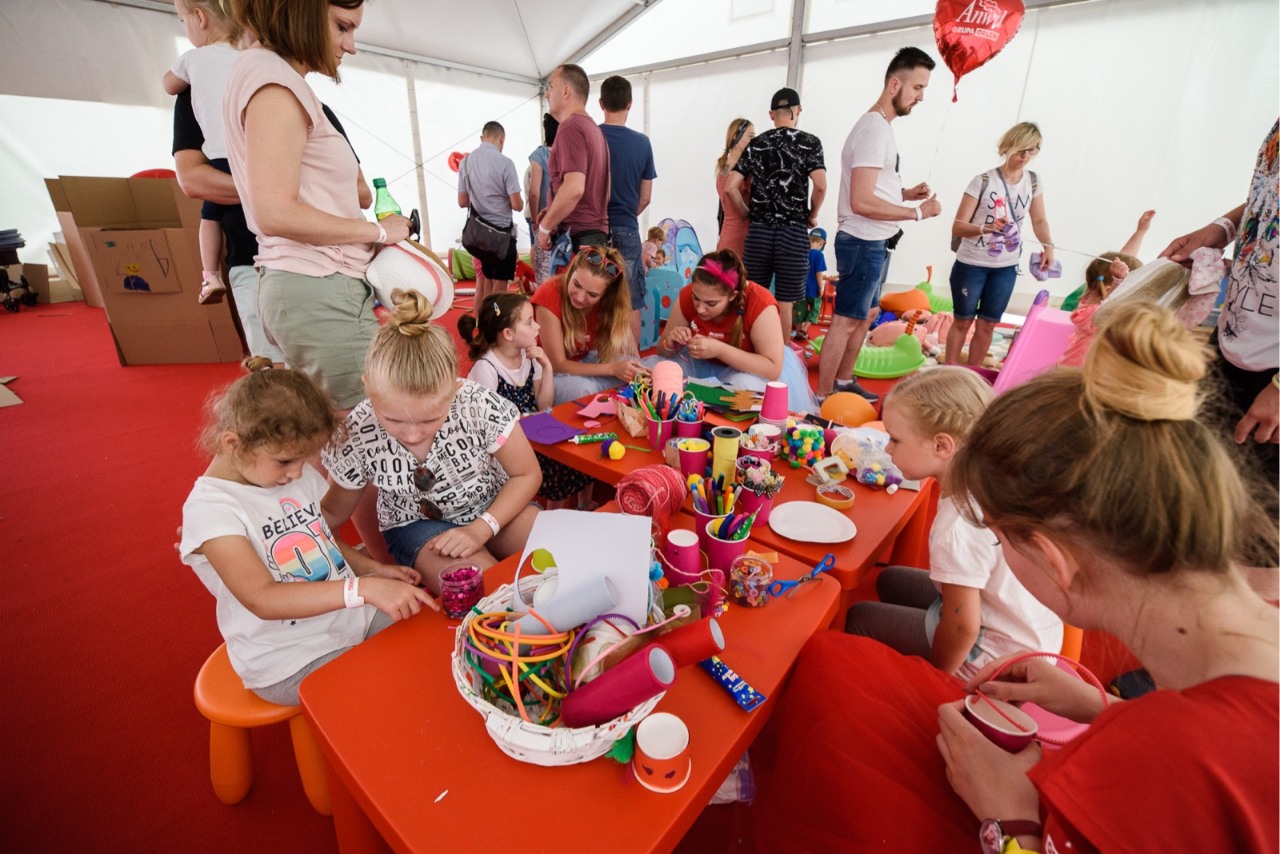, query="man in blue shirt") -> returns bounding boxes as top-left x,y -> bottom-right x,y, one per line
598,75 -> 658,345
